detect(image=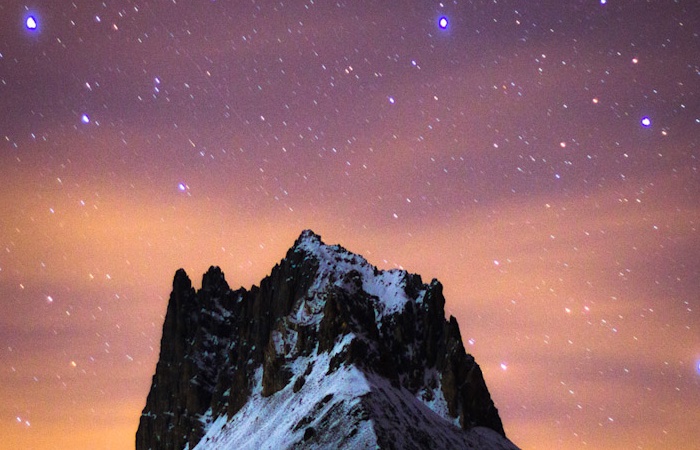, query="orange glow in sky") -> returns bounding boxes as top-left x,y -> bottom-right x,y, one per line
1,1 -> 698,448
